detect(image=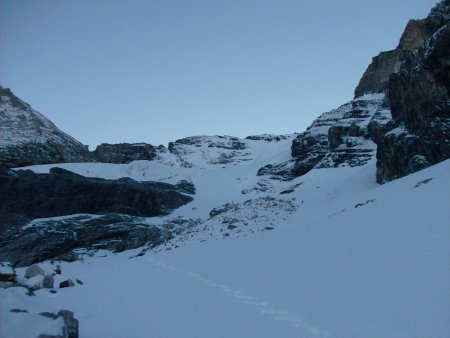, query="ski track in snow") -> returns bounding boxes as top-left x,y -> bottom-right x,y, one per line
147,257 -> 330,338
